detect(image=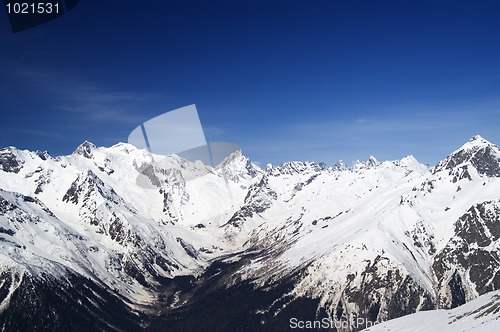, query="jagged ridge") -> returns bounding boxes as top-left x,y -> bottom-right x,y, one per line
0,135 -> 498,331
